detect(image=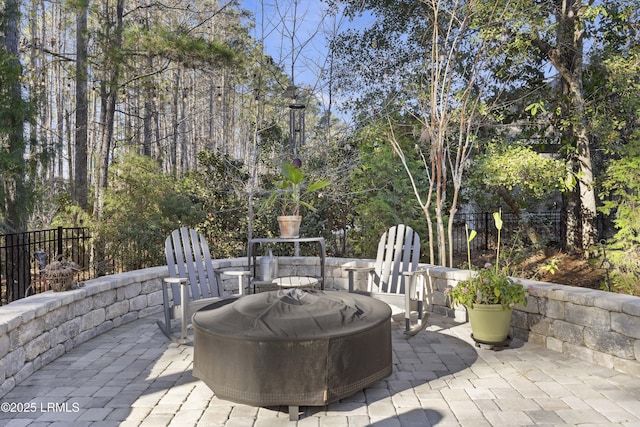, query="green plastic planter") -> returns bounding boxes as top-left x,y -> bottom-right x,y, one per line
467,303 -> 513,343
